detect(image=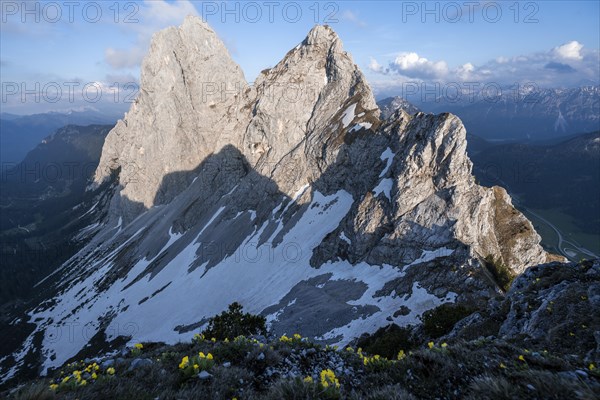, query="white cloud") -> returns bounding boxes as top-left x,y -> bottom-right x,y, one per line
368,57 -> 383,73
104,0 -> 199,70
553,41 -> 584,61
456,63 -> 475,80
105,47 -> 147,70
141,0 -> 198,26
369,41 -> 598,89
340,10 -> 367,27
389,52 -> 448,80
